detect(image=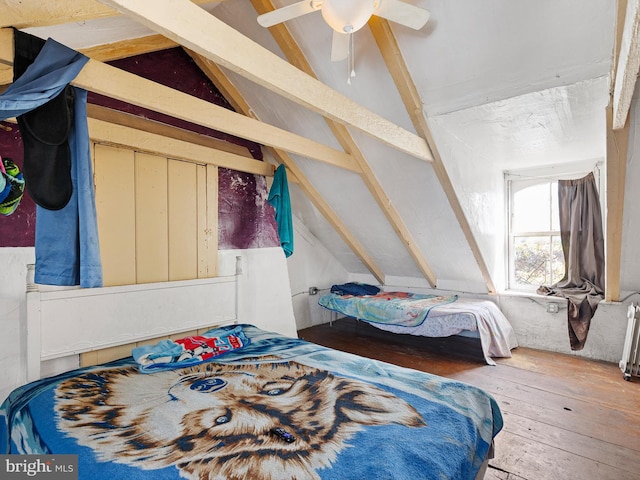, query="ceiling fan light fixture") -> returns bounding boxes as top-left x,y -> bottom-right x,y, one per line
321,0 -> 376,33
